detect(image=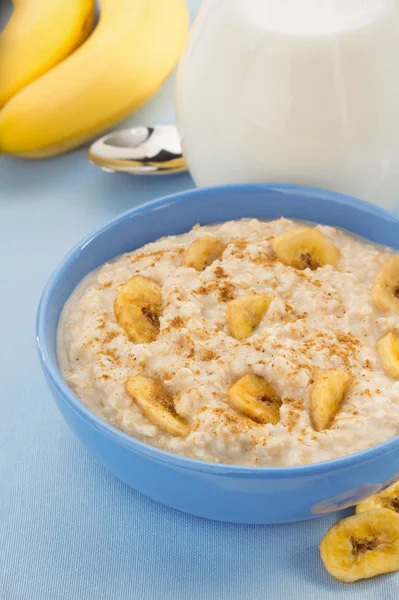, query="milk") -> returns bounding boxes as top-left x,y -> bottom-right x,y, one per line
176,0 -> 399,209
